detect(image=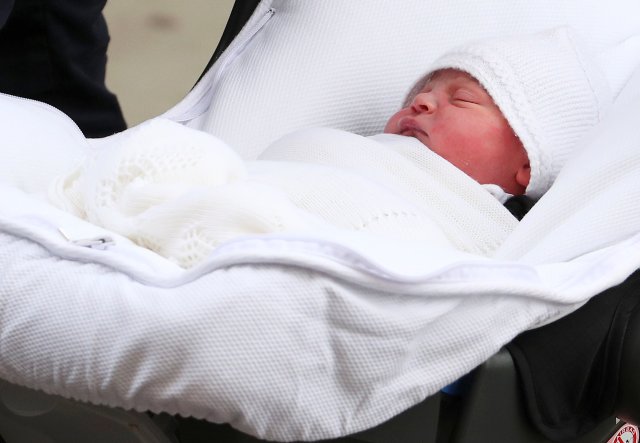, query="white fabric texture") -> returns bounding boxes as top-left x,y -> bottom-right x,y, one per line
164,0 -> 640,160
496,63 -> 640,264
0,93 -> 86,198
0,65 -> 640,441
1,1 -> 640,441
51,119 -> 517,268
260,129 -> 517,255
403,27 -> 612,198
